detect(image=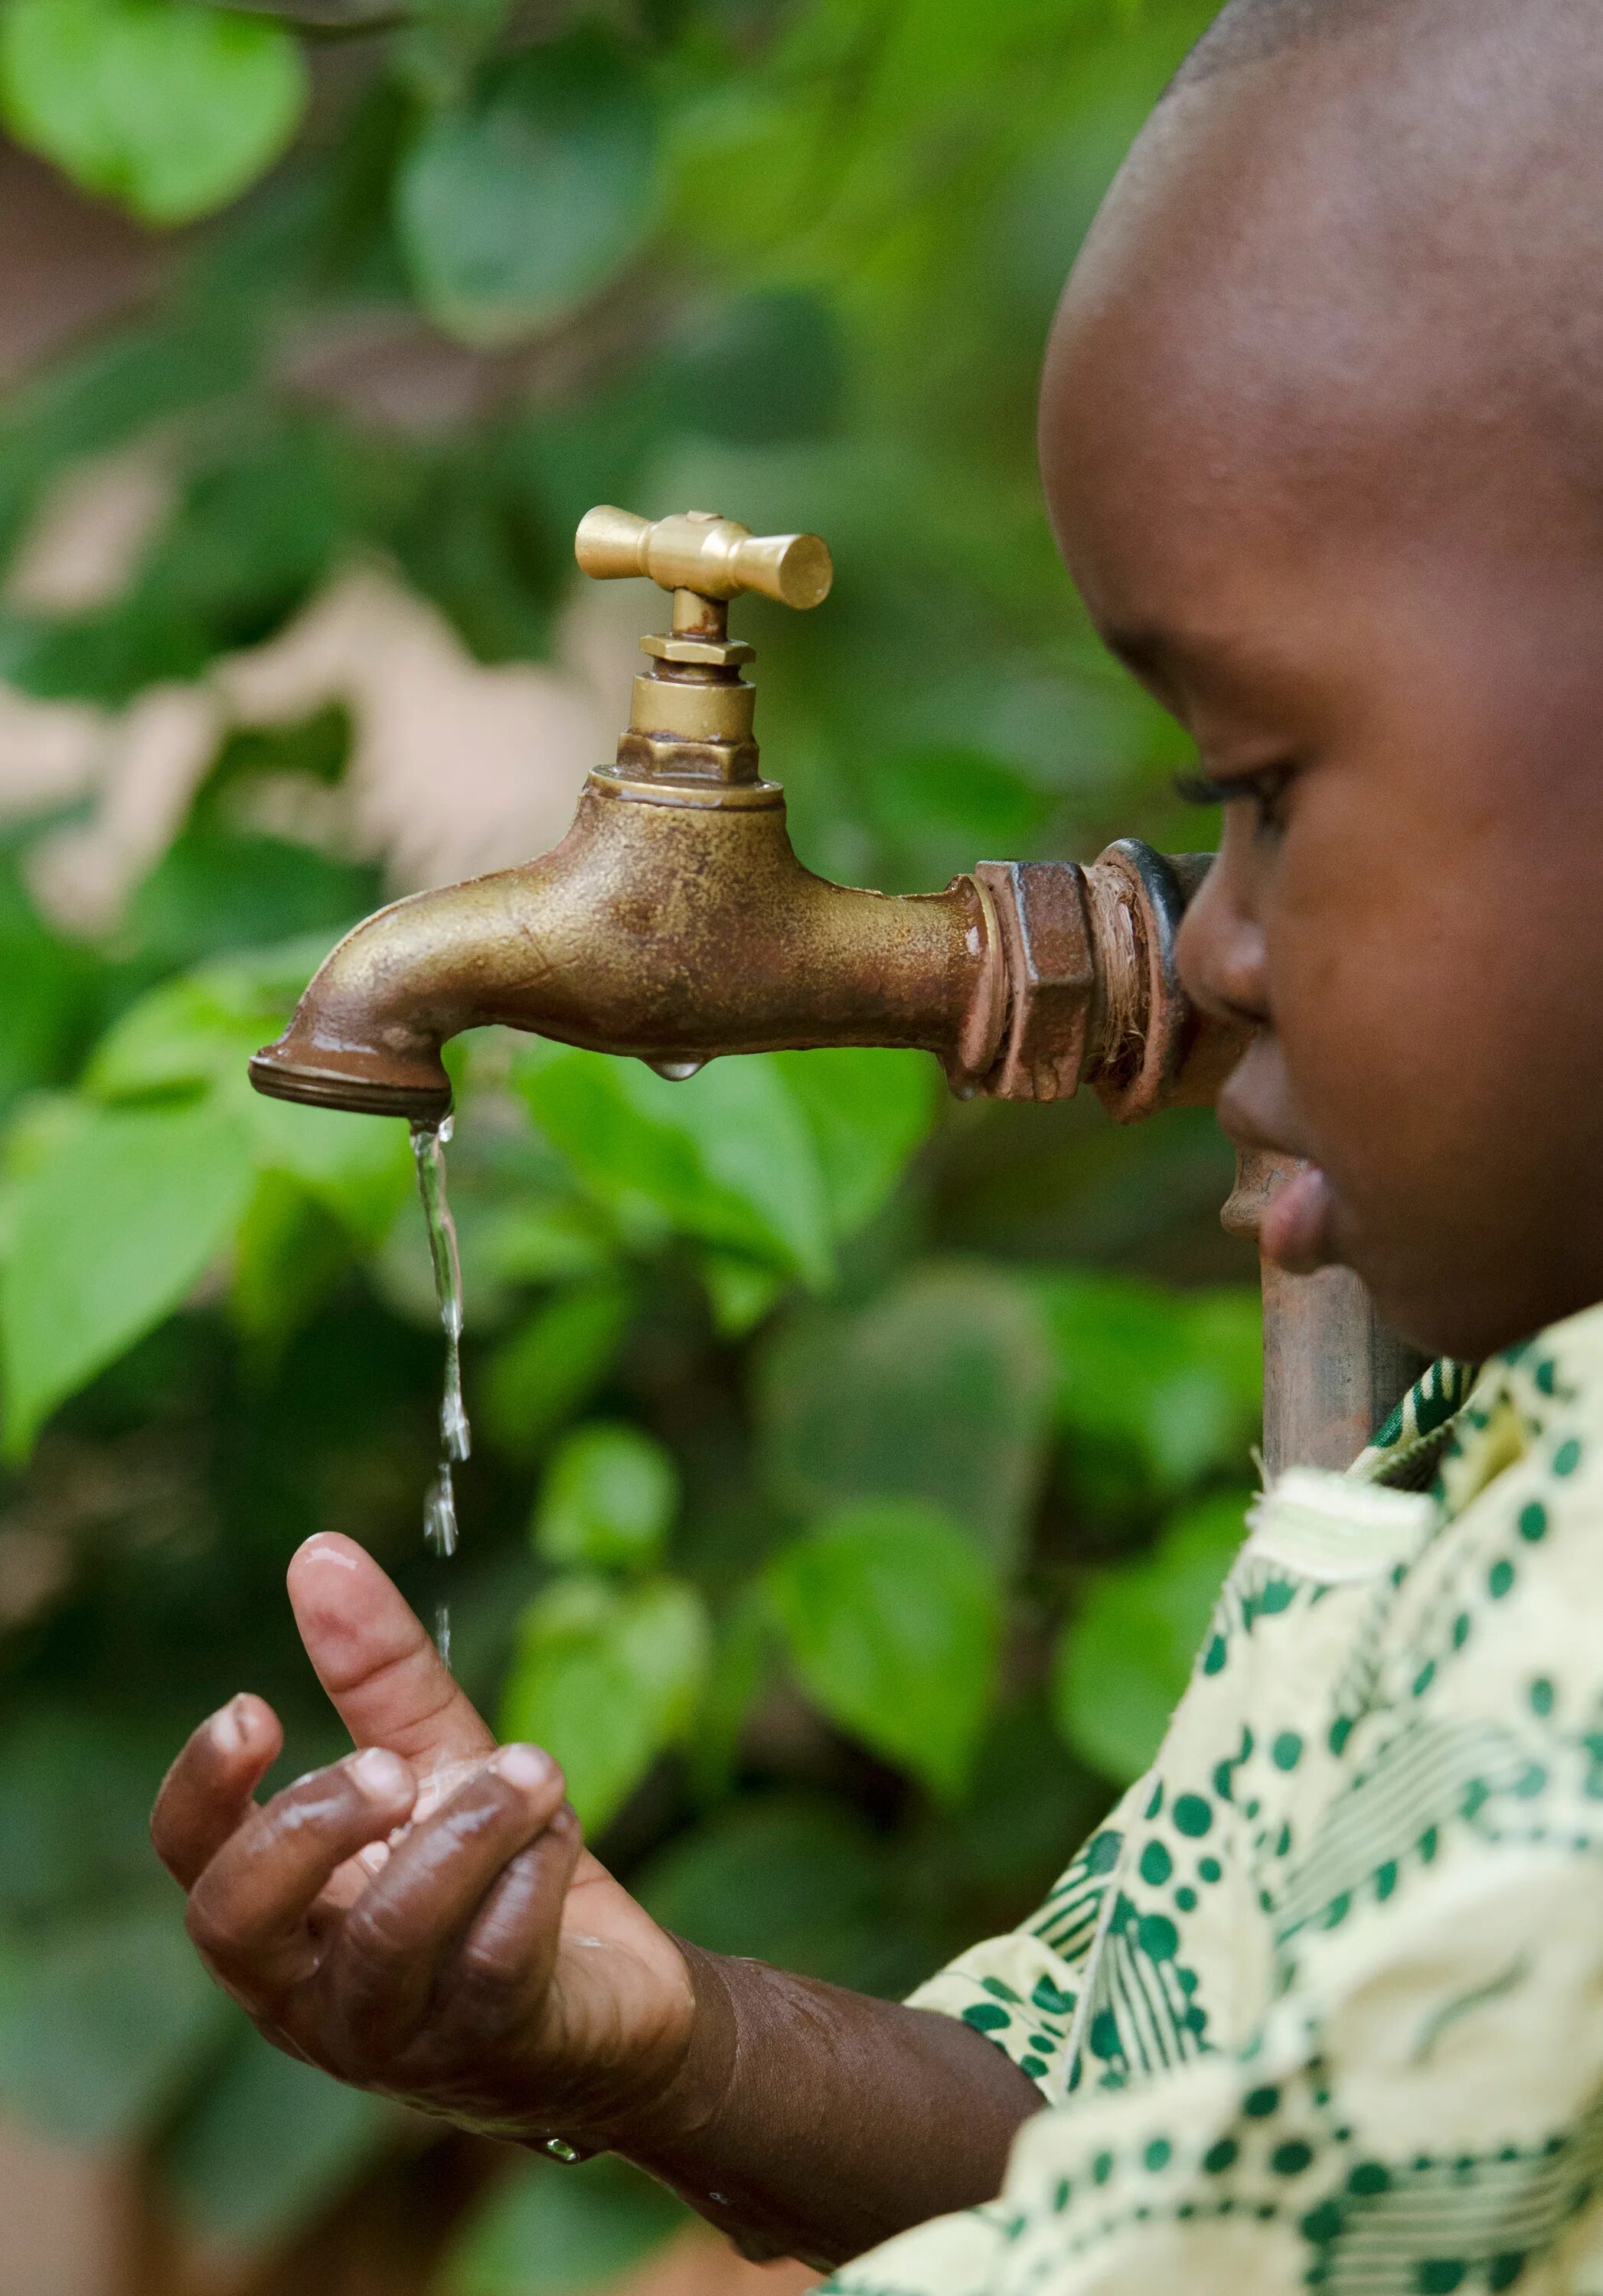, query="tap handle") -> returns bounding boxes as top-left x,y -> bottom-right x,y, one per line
575,506 -> 833,611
